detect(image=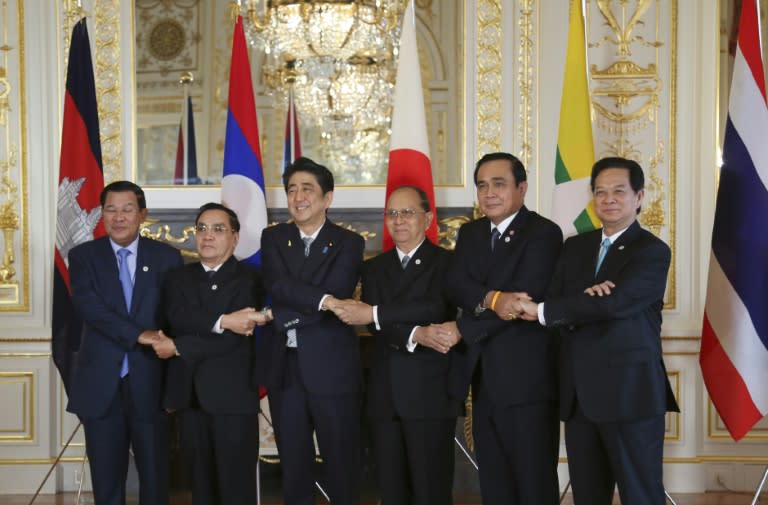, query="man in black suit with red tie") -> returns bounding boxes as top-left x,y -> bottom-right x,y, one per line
332,186 -> 464,505
436,152 -> 563,505
261,157 -> 365,505
519,157 -> 679,505
152,202 -> 265,505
